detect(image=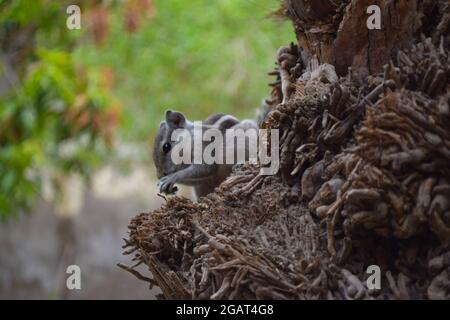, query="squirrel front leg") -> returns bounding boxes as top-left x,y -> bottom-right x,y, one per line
158,164 -> 217,194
